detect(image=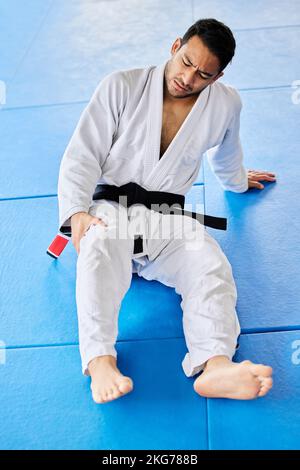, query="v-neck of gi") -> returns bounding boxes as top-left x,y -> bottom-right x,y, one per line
143,60 -> 211,188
